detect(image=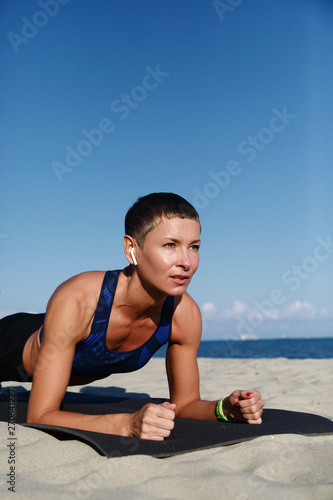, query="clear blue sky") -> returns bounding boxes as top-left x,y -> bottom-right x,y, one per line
1,0 -> 332,339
